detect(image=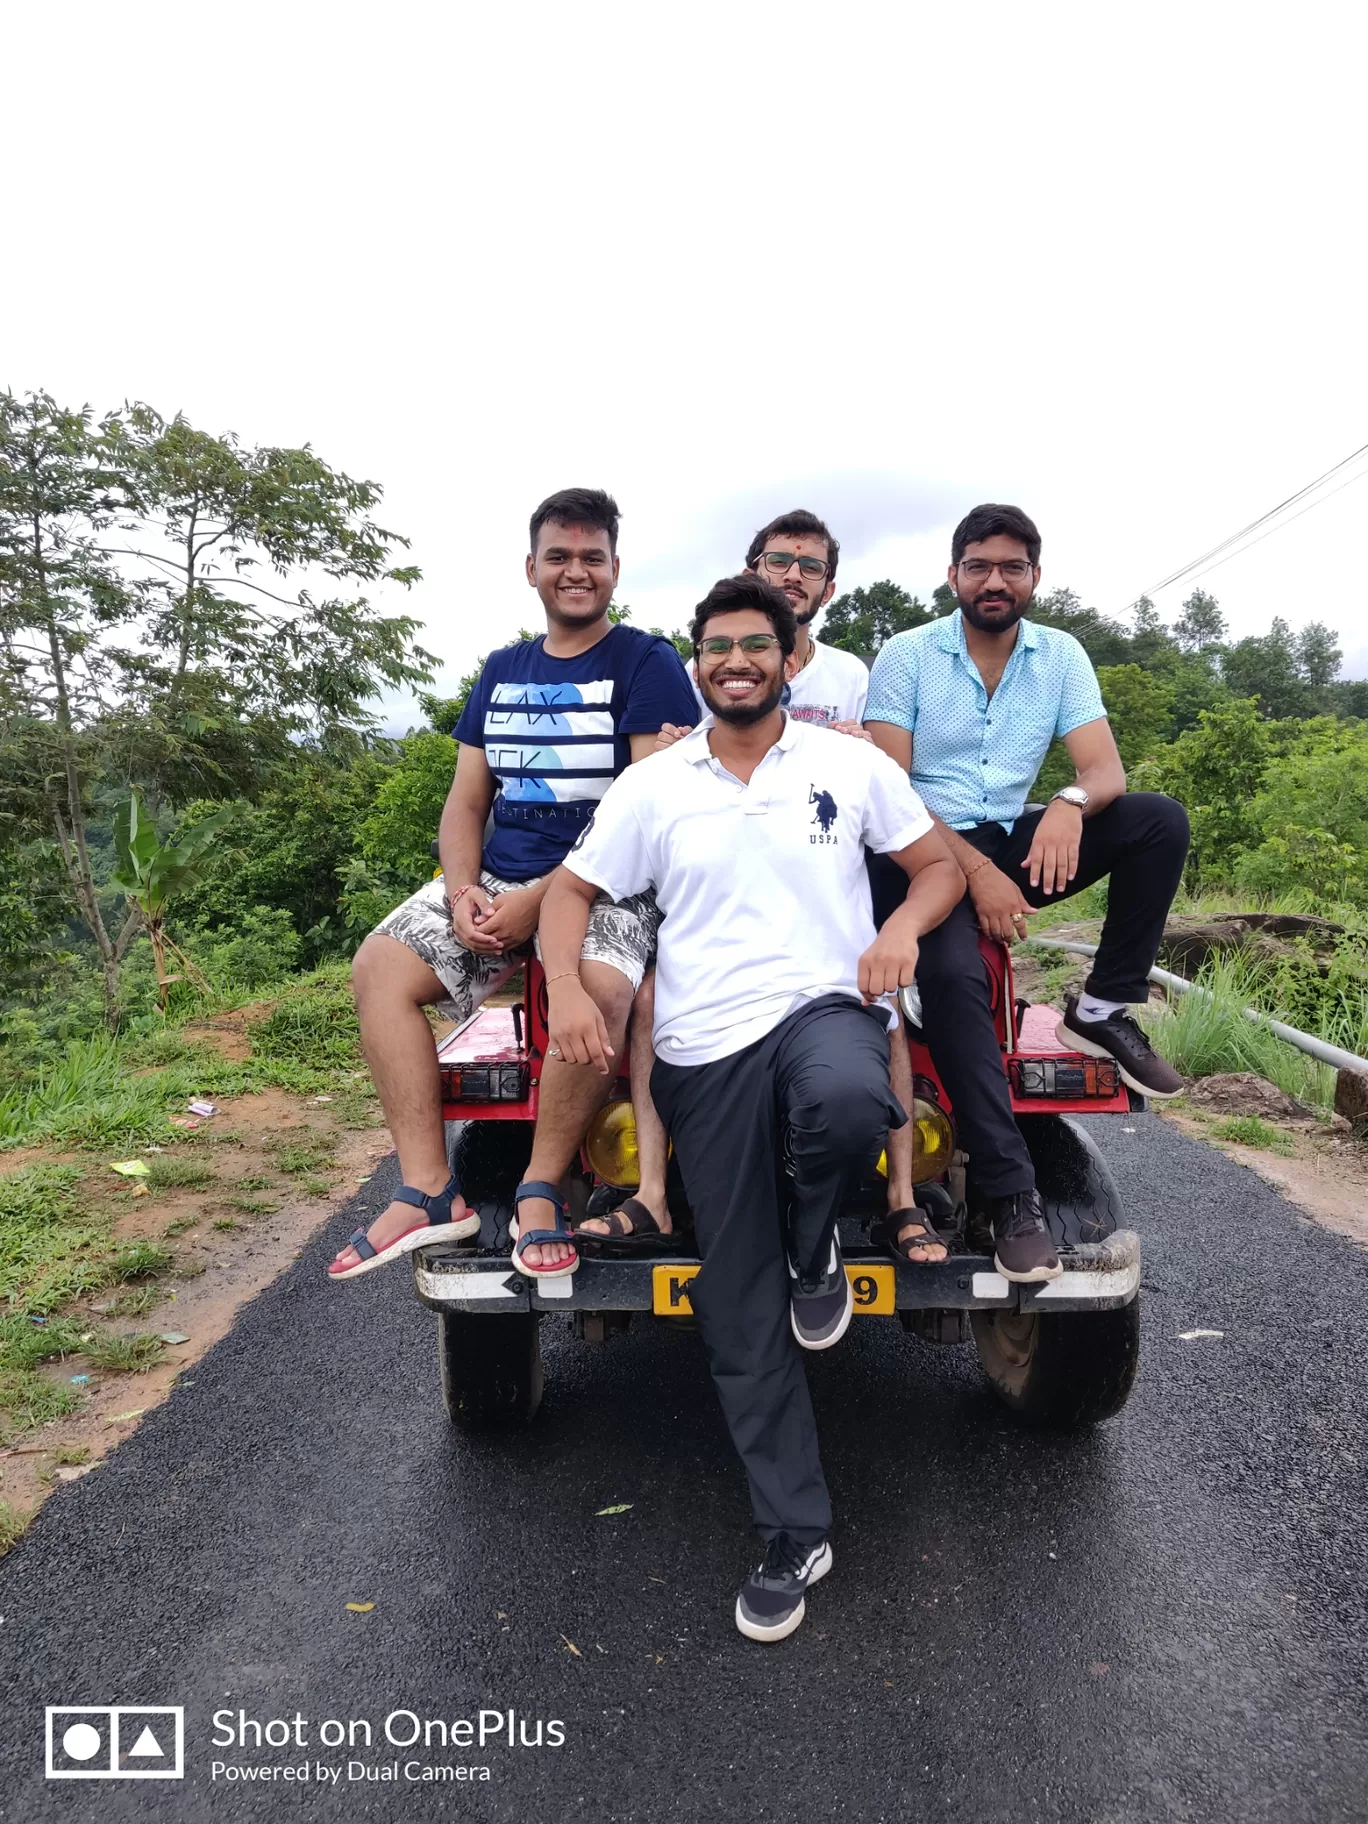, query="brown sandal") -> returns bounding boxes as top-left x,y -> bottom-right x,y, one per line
575,1197 -> 673,1255
882,1207 -> 949,1266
